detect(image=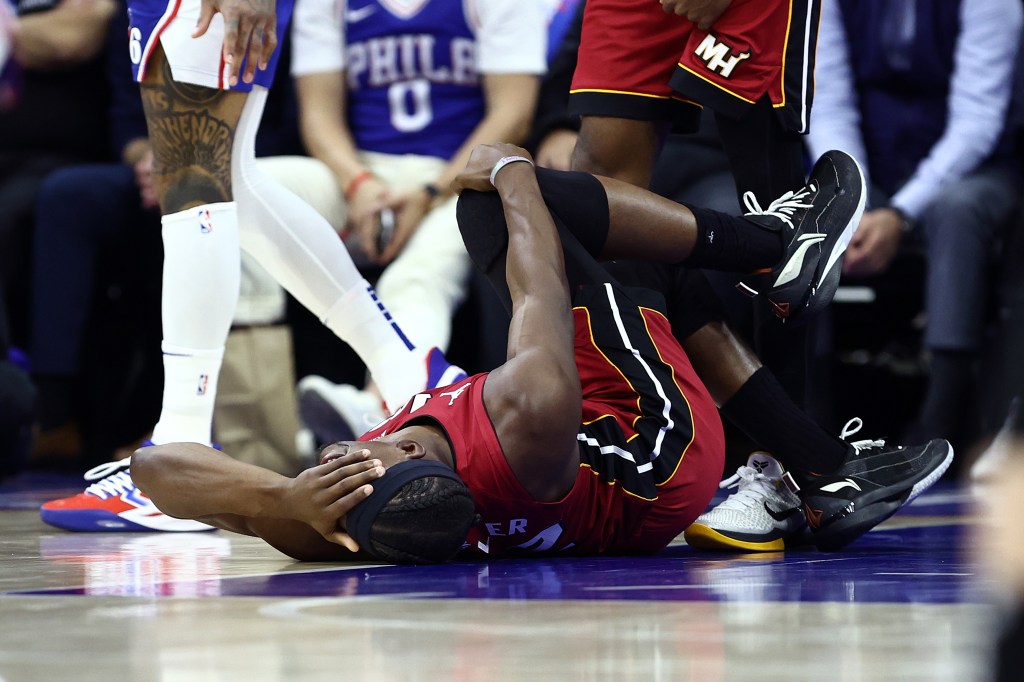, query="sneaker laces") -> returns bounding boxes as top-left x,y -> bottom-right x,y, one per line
82,460 -> 136,500
742,184 -> 816,231
714,465 -> 782,512
839,417 -> 887,453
